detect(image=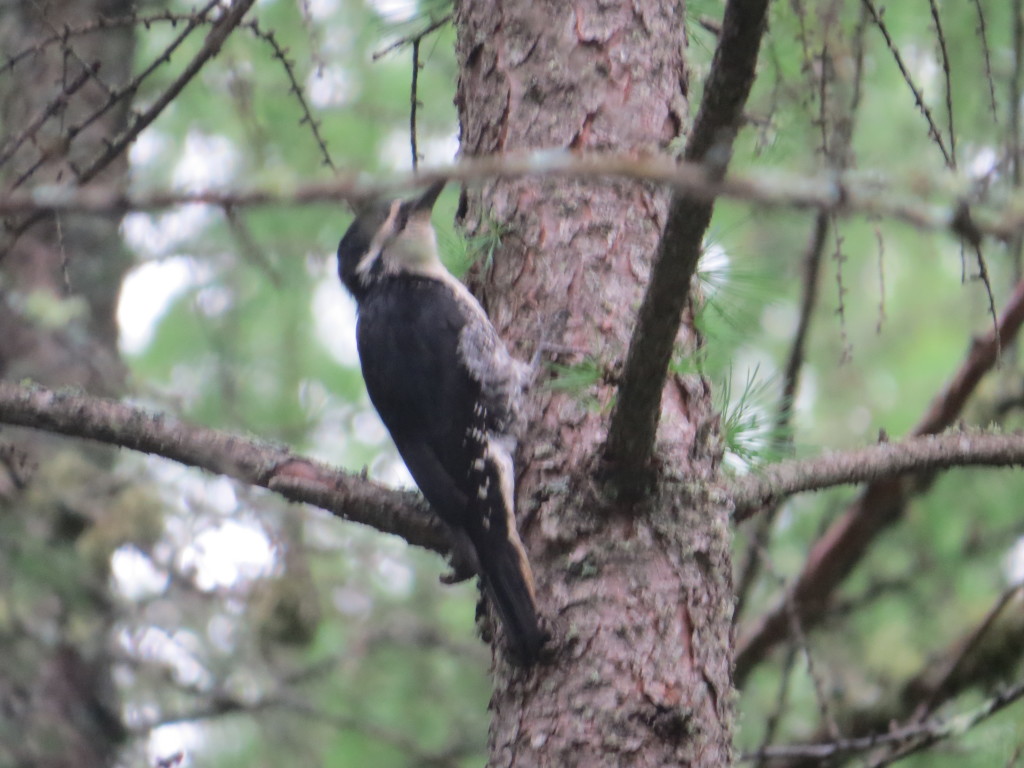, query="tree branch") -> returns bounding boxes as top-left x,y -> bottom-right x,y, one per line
735,276 -> 1024,685
767,584 -> 1024,768
0,381 -> 449,555
732,431 -> 1024,518
1,154 -> 1020,240
5,0 -> 257,247
740,675 -> 1024,764
132,690 -> 477,768
605,0 -> 770,481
